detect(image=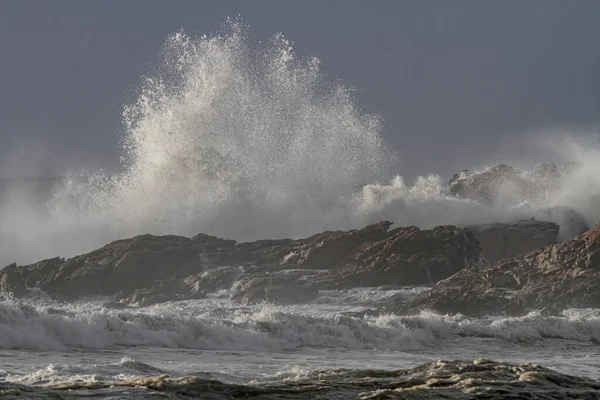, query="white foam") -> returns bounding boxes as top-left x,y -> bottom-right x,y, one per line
1,296 -> 600,353
0,20 -> 599,266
